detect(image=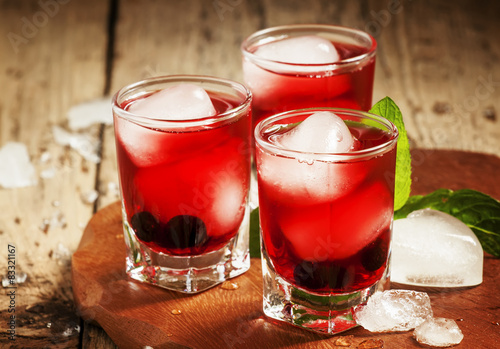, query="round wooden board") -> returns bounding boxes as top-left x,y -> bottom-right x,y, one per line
72,149 -> 500,349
